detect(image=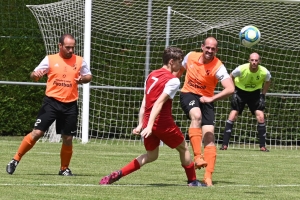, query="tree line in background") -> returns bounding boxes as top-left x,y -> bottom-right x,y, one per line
0,0 -> 55,135
0,0 -> 299,146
